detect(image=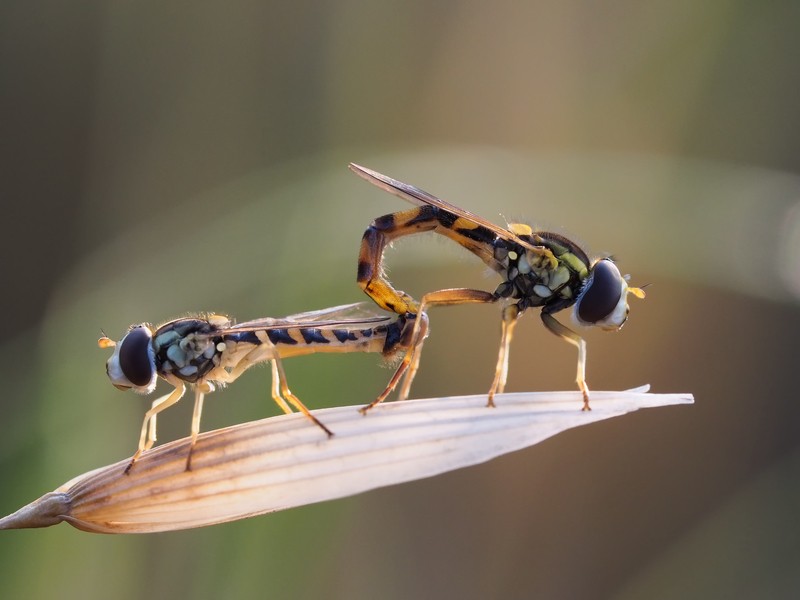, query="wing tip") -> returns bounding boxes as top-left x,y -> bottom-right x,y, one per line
349,162 -> 377,181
